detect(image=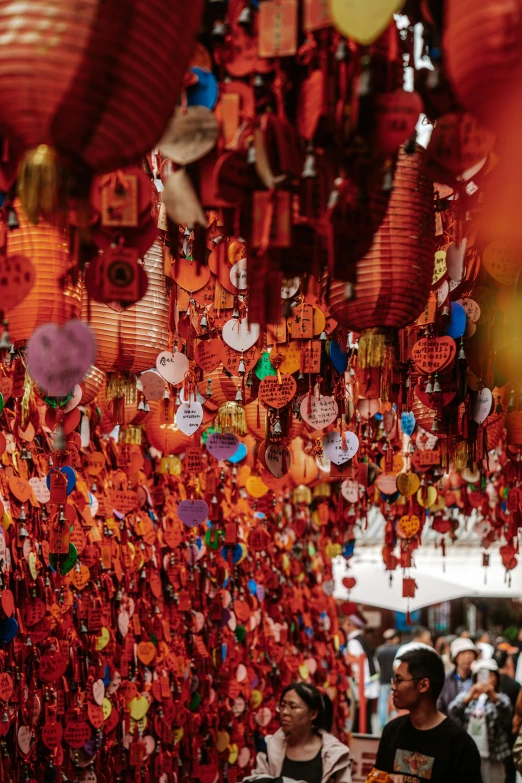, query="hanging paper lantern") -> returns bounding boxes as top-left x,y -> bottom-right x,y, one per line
145,403 -> 193,454
80,366 -> 105,405
5,200 -> 81,345
83,240 -> 170,375
288,437 -> 319,486
326,146 -> 435,367
0,0 -> 204,221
